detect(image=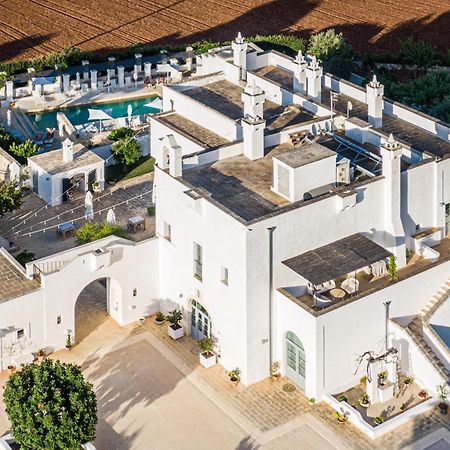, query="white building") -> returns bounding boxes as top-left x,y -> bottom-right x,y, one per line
1,35 -> 450,427
28,139 -> 105,206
